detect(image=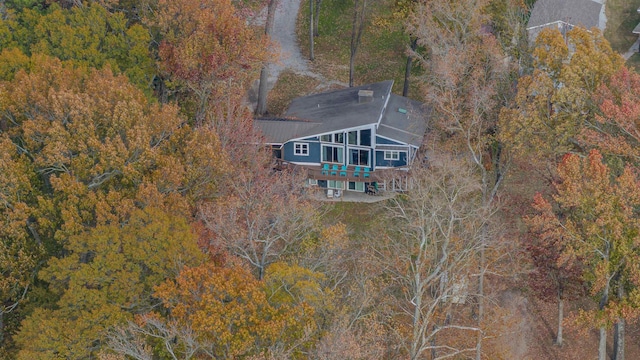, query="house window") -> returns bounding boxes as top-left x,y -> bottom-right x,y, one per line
294,142 -> 309,156
384,151 -> 400,160
360,129 -> 371,146
320,134 -> 332,142
334,133 -> 344,144
348,131 -> 357,145
349,149 -> 369,166
322,145 -> 343,163
328,180 -> 344,189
